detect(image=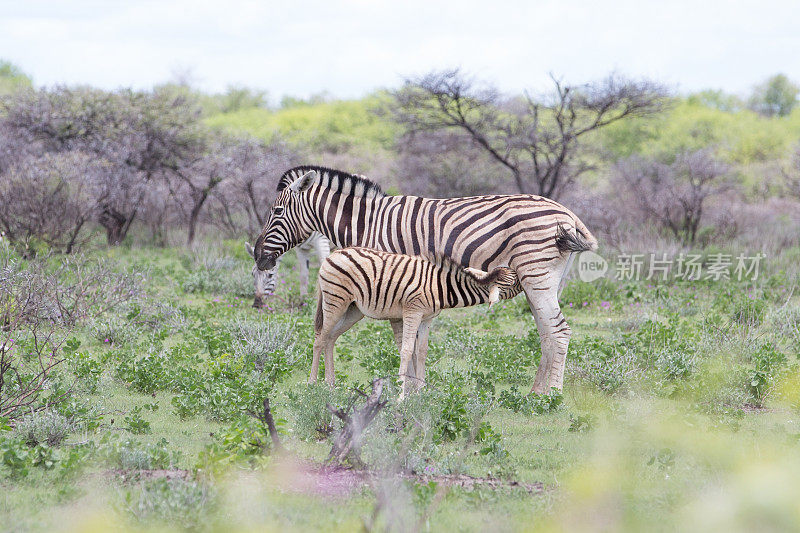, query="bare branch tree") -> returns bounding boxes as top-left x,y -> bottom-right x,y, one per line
0,255 -> 143,419
392,69 -> 667,198
612,149 -> 732,246
0,152 -> 108,254
205,137 -> 298,237
396,129 -> 516,197
1,86 -> 206,245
